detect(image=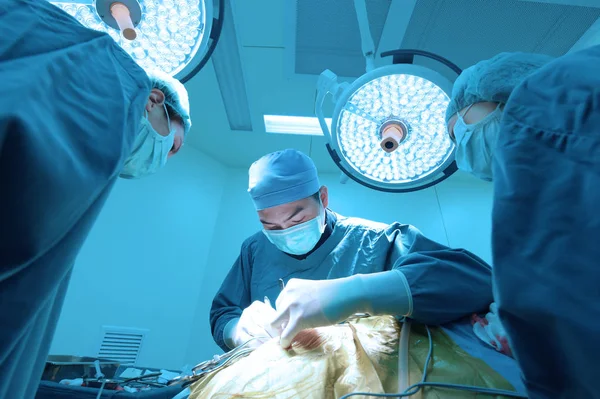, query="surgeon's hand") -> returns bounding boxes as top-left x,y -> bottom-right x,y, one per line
270,277 -> 364,349
230,300 -> 278,349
